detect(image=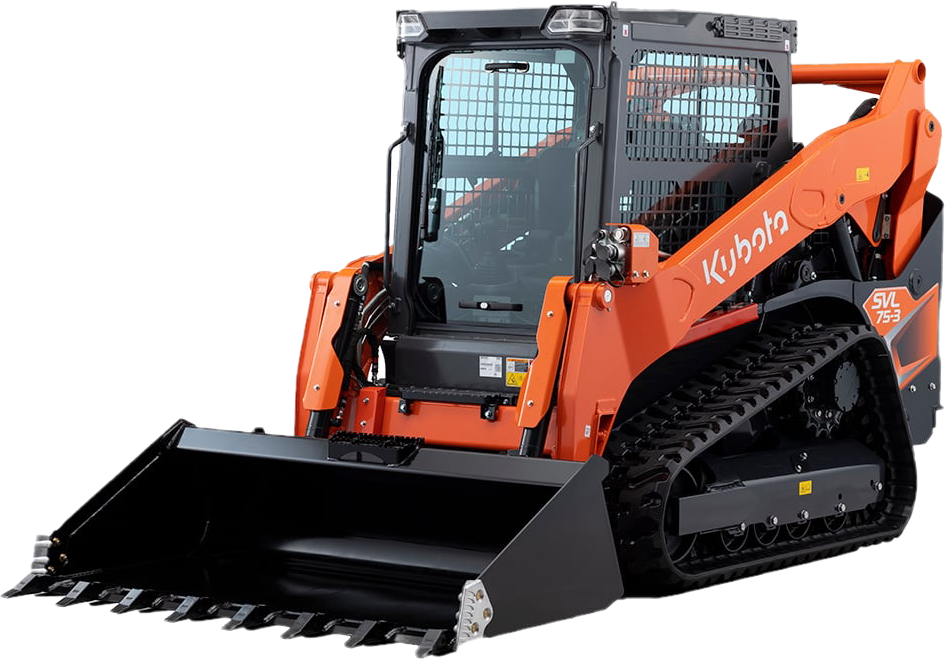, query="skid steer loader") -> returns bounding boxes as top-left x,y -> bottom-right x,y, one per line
6,5 -> 943,656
